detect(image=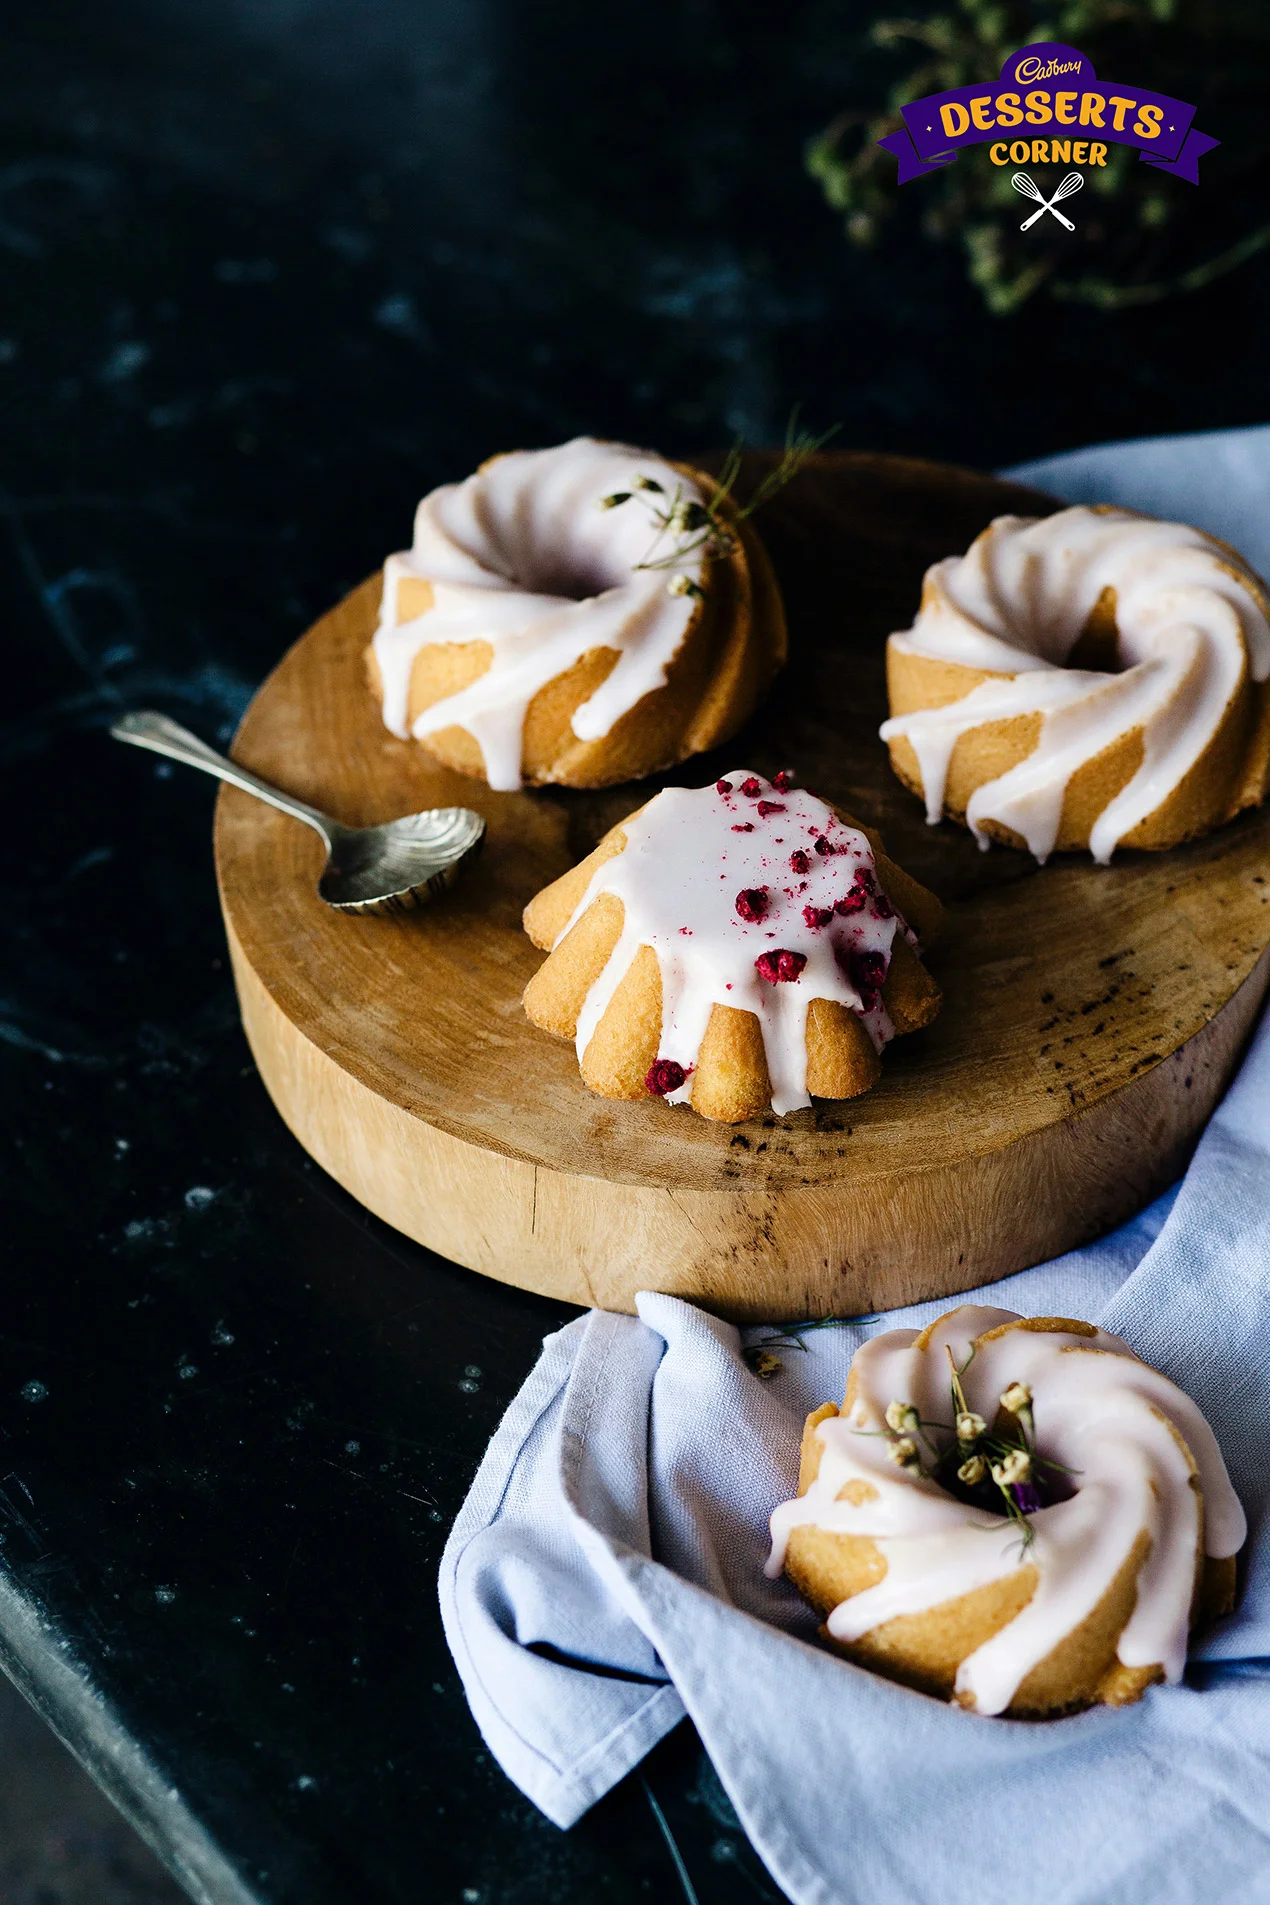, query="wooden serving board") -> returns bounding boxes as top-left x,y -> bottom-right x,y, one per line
213,453 -> 1270,1321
